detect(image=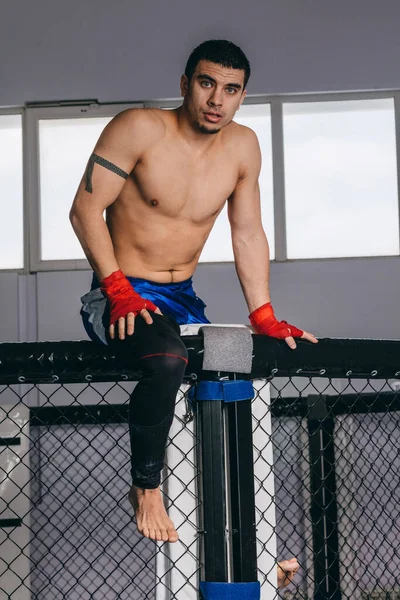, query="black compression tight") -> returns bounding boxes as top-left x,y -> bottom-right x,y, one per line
109,313 -> 188,489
